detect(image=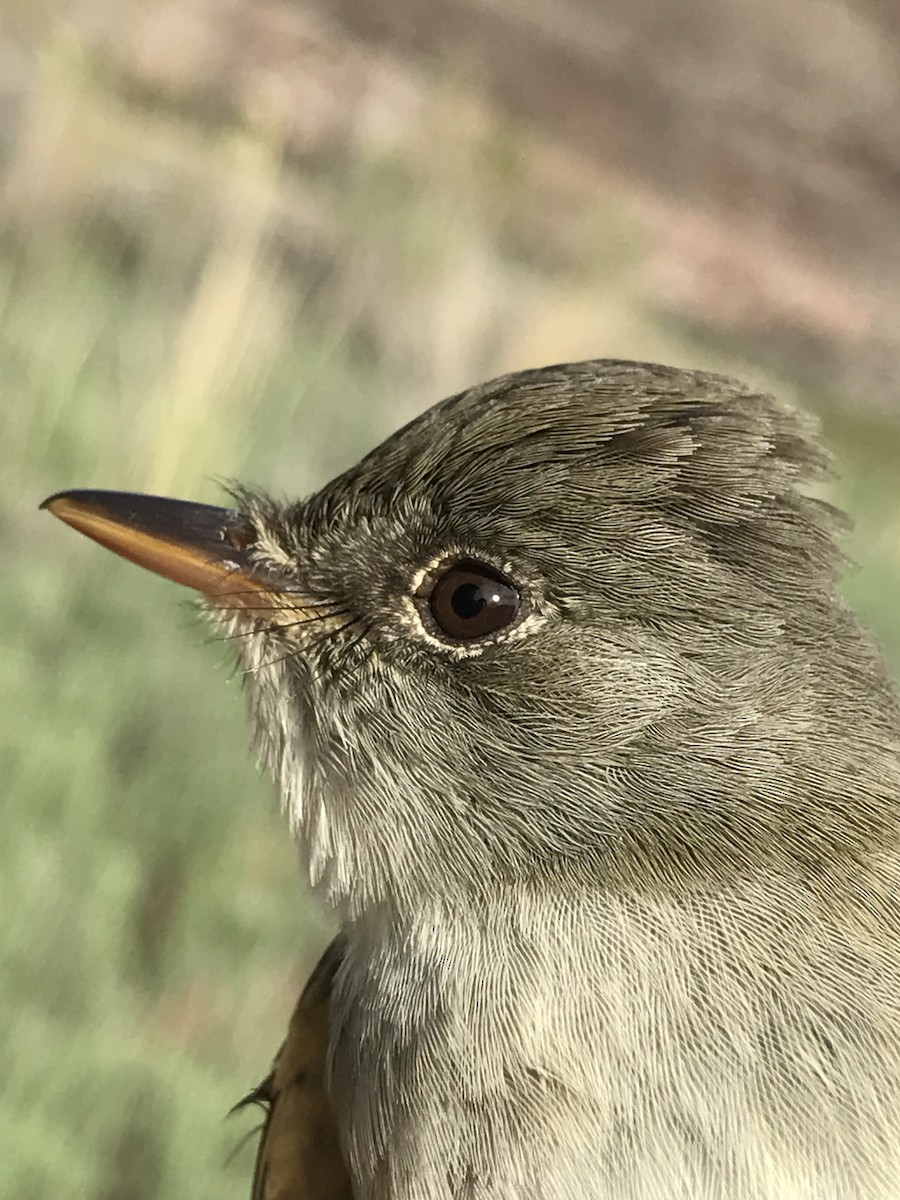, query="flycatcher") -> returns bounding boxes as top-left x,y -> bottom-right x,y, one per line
43,360 -> 900,1200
